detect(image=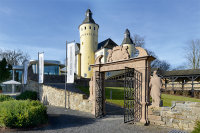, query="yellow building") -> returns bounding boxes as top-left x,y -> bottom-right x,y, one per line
78,9 -> 99,78
76,9 -> 136,79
